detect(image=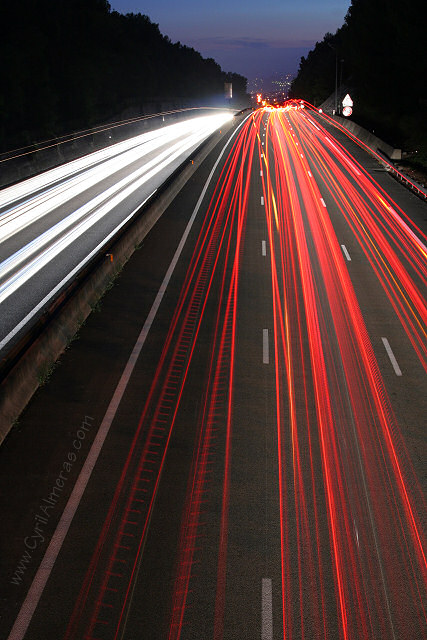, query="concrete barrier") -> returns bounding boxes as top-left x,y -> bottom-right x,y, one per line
332,115 -> 402,160
325,115 -> 427,199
